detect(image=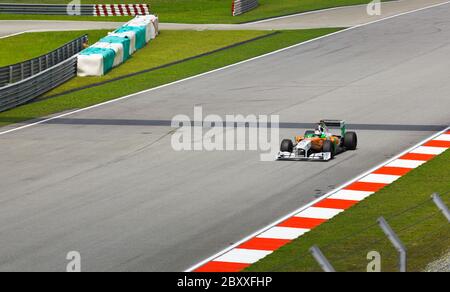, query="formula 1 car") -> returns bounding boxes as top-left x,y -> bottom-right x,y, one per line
277,120 -> 357,161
